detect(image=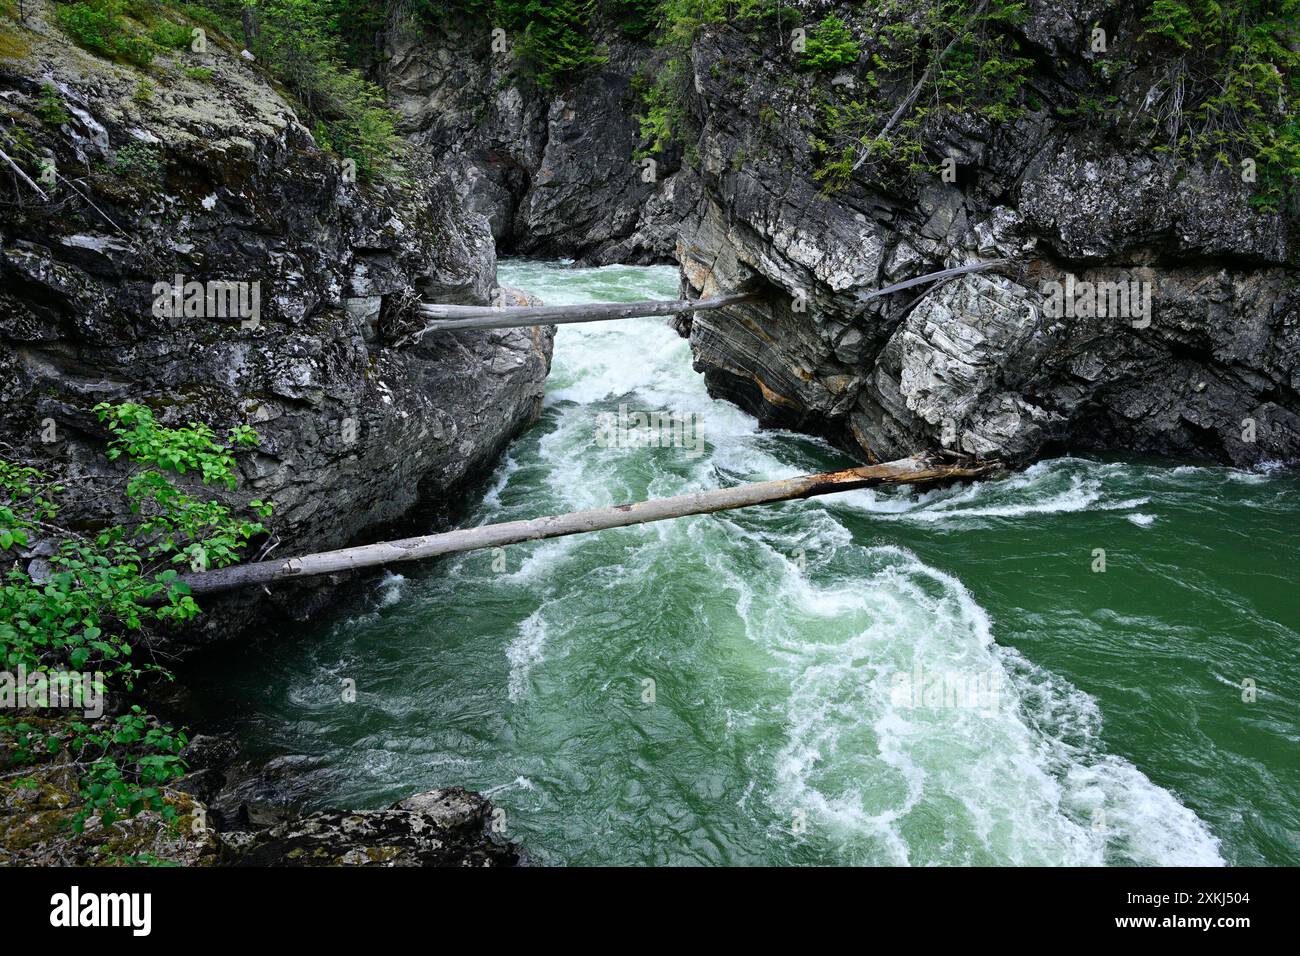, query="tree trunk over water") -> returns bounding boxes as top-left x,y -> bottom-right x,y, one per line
180,454 -> 999,595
